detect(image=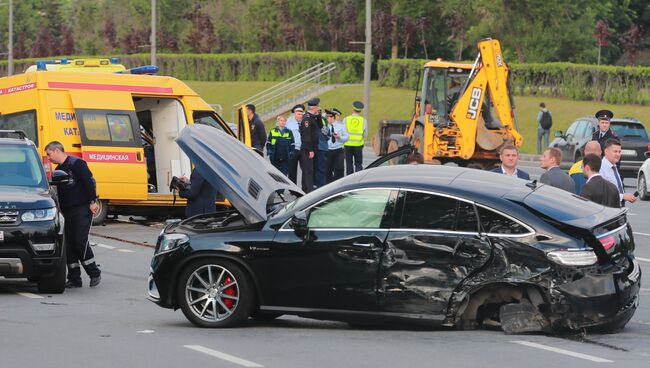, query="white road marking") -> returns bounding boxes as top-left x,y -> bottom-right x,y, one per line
117,249 -> 135,253
511,341 -> 613,363
16,292 -> 44,299
627,213 -> 637,216
96,243 -> 116,250
184,345 -> 263,367
136,330 -> 155,334
634,232 -> 650,237
636,257 -> 650,263
632,320 -> 650,326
